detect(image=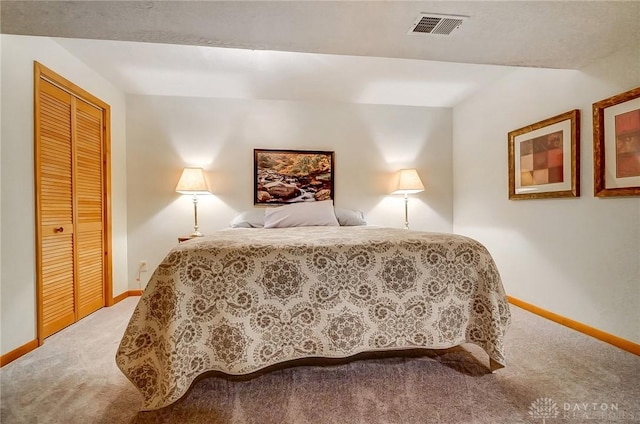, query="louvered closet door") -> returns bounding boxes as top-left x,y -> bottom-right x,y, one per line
75,99 -> 105,319
37,76 -> 107,338
38,80 -> 76,338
